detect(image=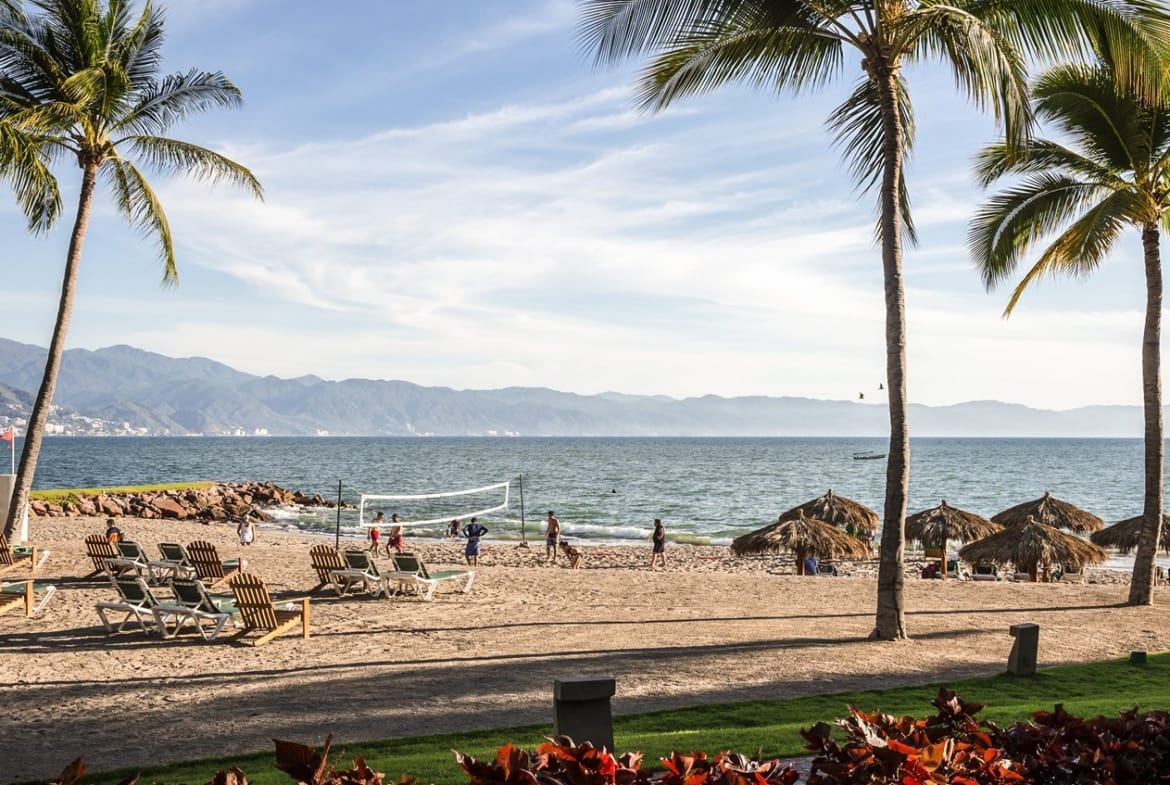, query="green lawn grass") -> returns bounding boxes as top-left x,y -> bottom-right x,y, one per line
30,482 -> 215,505
78,652 -> 1170,785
